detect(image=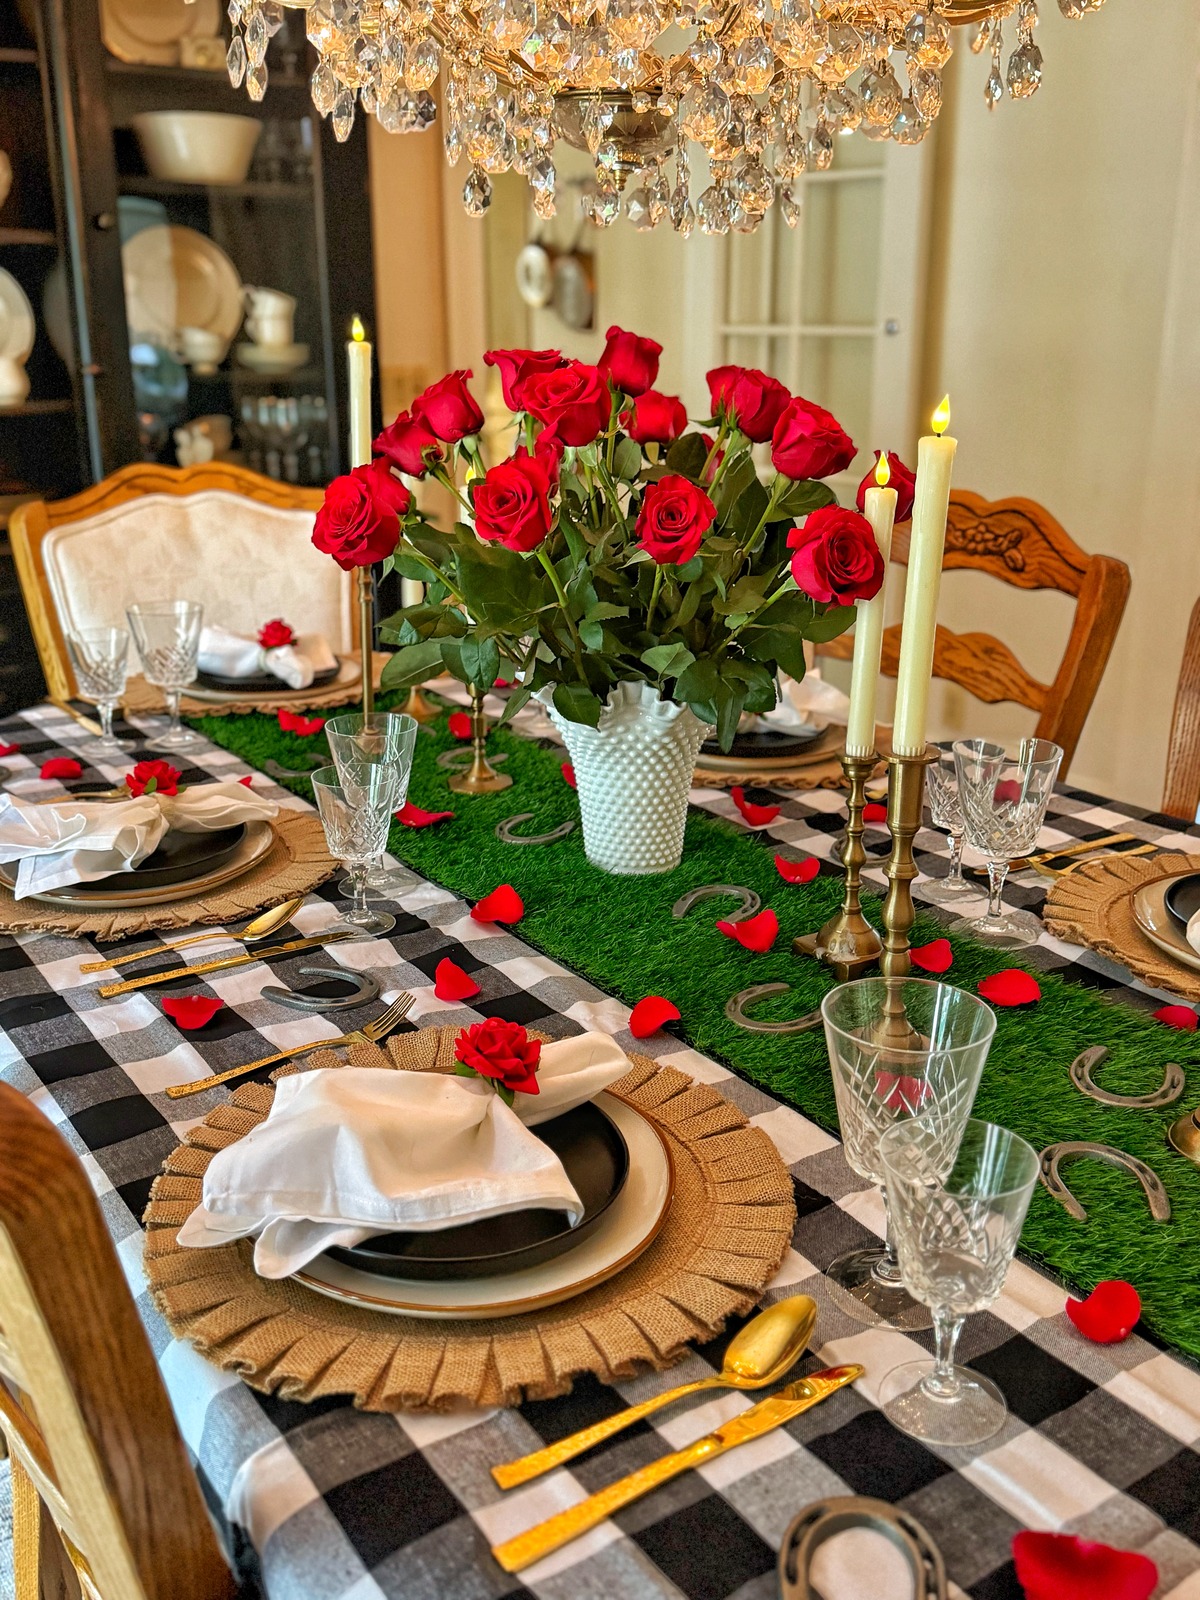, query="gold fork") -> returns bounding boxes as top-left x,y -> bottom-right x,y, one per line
164,993 -> 415,1099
